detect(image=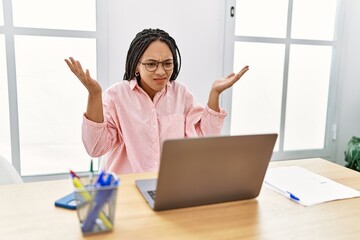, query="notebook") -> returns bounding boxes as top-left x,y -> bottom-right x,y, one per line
135,133 -> 278,211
